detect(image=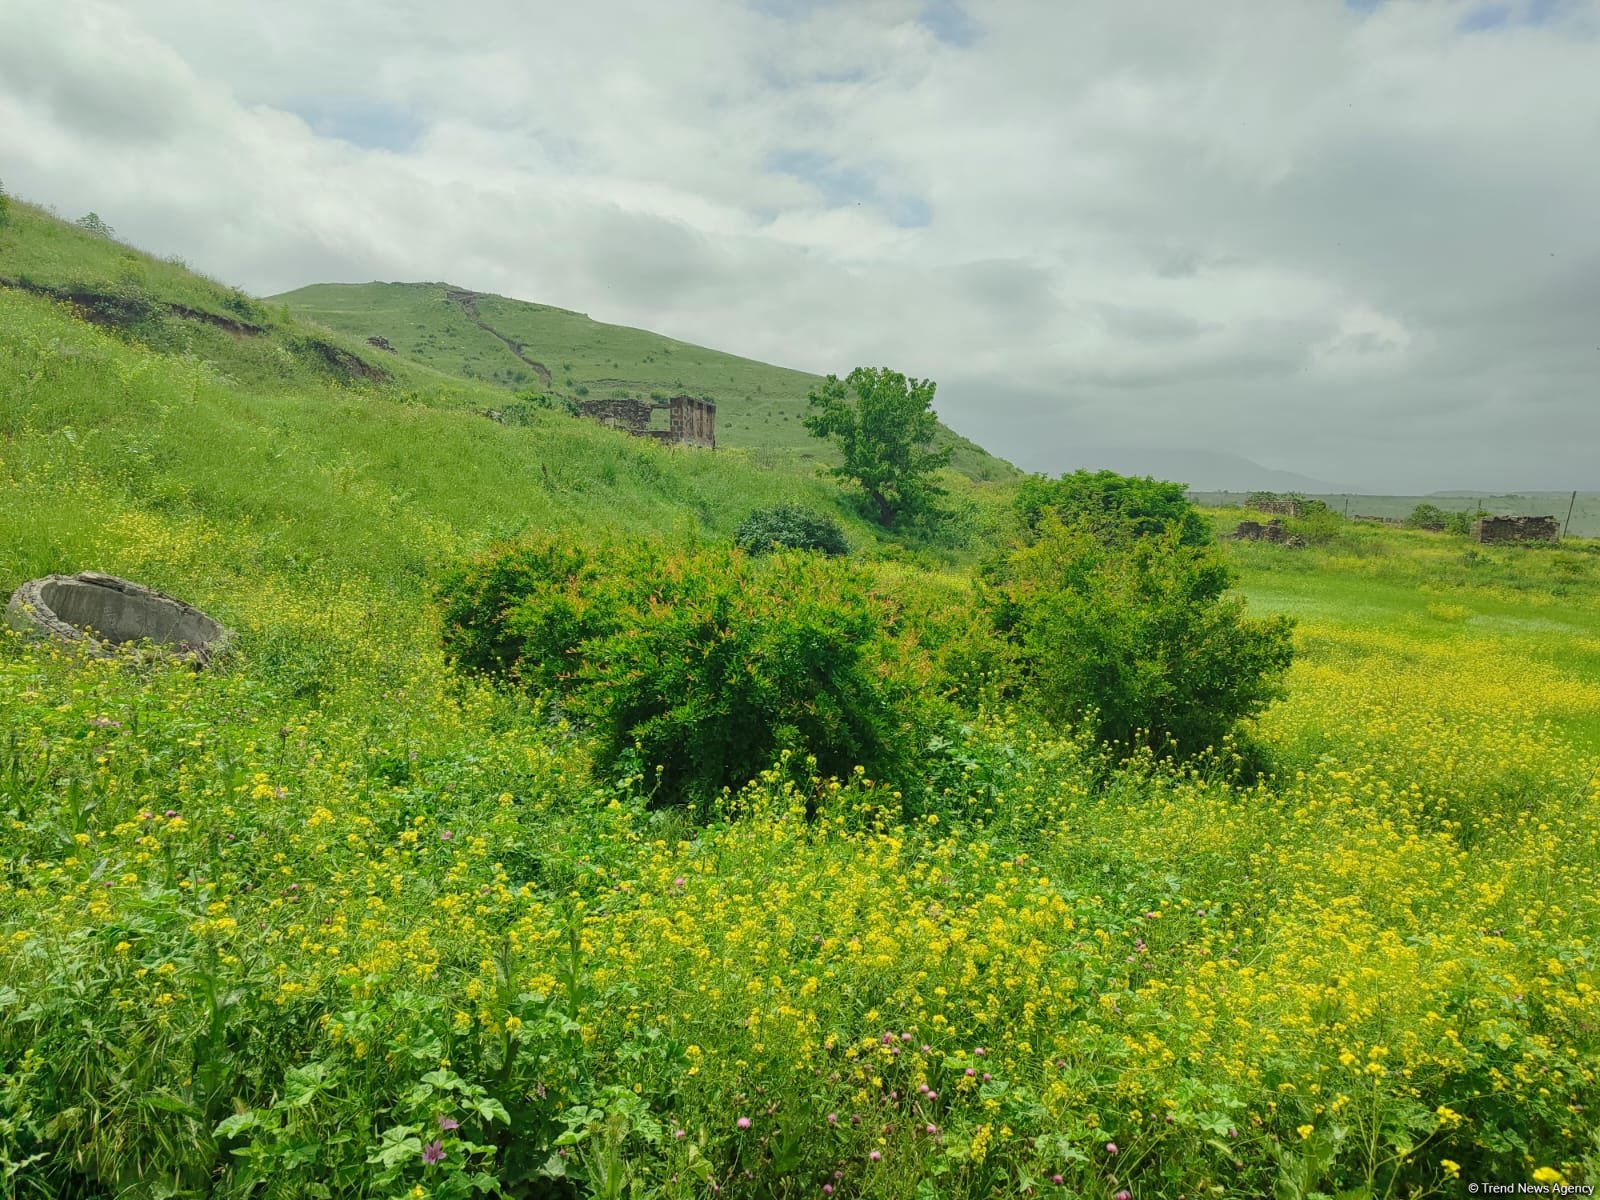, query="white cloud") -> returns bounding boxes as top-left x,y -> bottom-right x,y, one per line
1,0 -> 1598,489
